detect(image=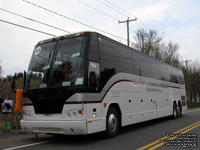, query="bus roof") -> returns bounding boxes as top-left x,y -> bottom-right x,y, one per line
36,31 -> 182,72
36,31 -> 95,45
